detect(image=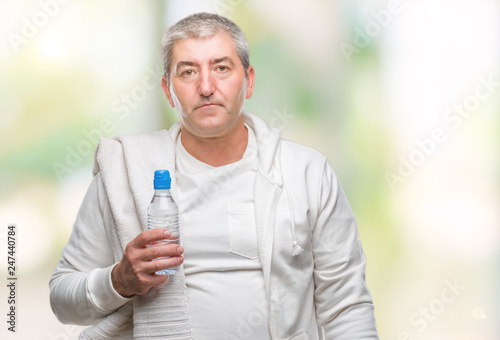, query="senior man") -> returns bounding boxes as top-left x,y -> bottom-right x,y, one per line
50,12 -> 378,340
